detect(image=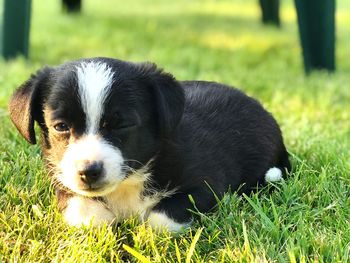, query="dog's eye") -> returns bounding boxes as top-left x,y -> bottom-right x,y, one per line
54,122 -> 70,132
102,120 -> 136,132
